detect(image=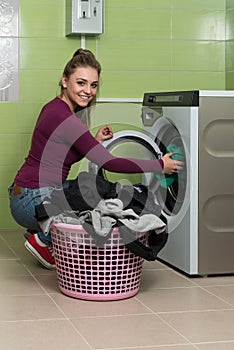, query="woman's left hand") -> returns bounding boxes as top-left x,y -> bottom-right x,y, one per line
95,125 -> 113,143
